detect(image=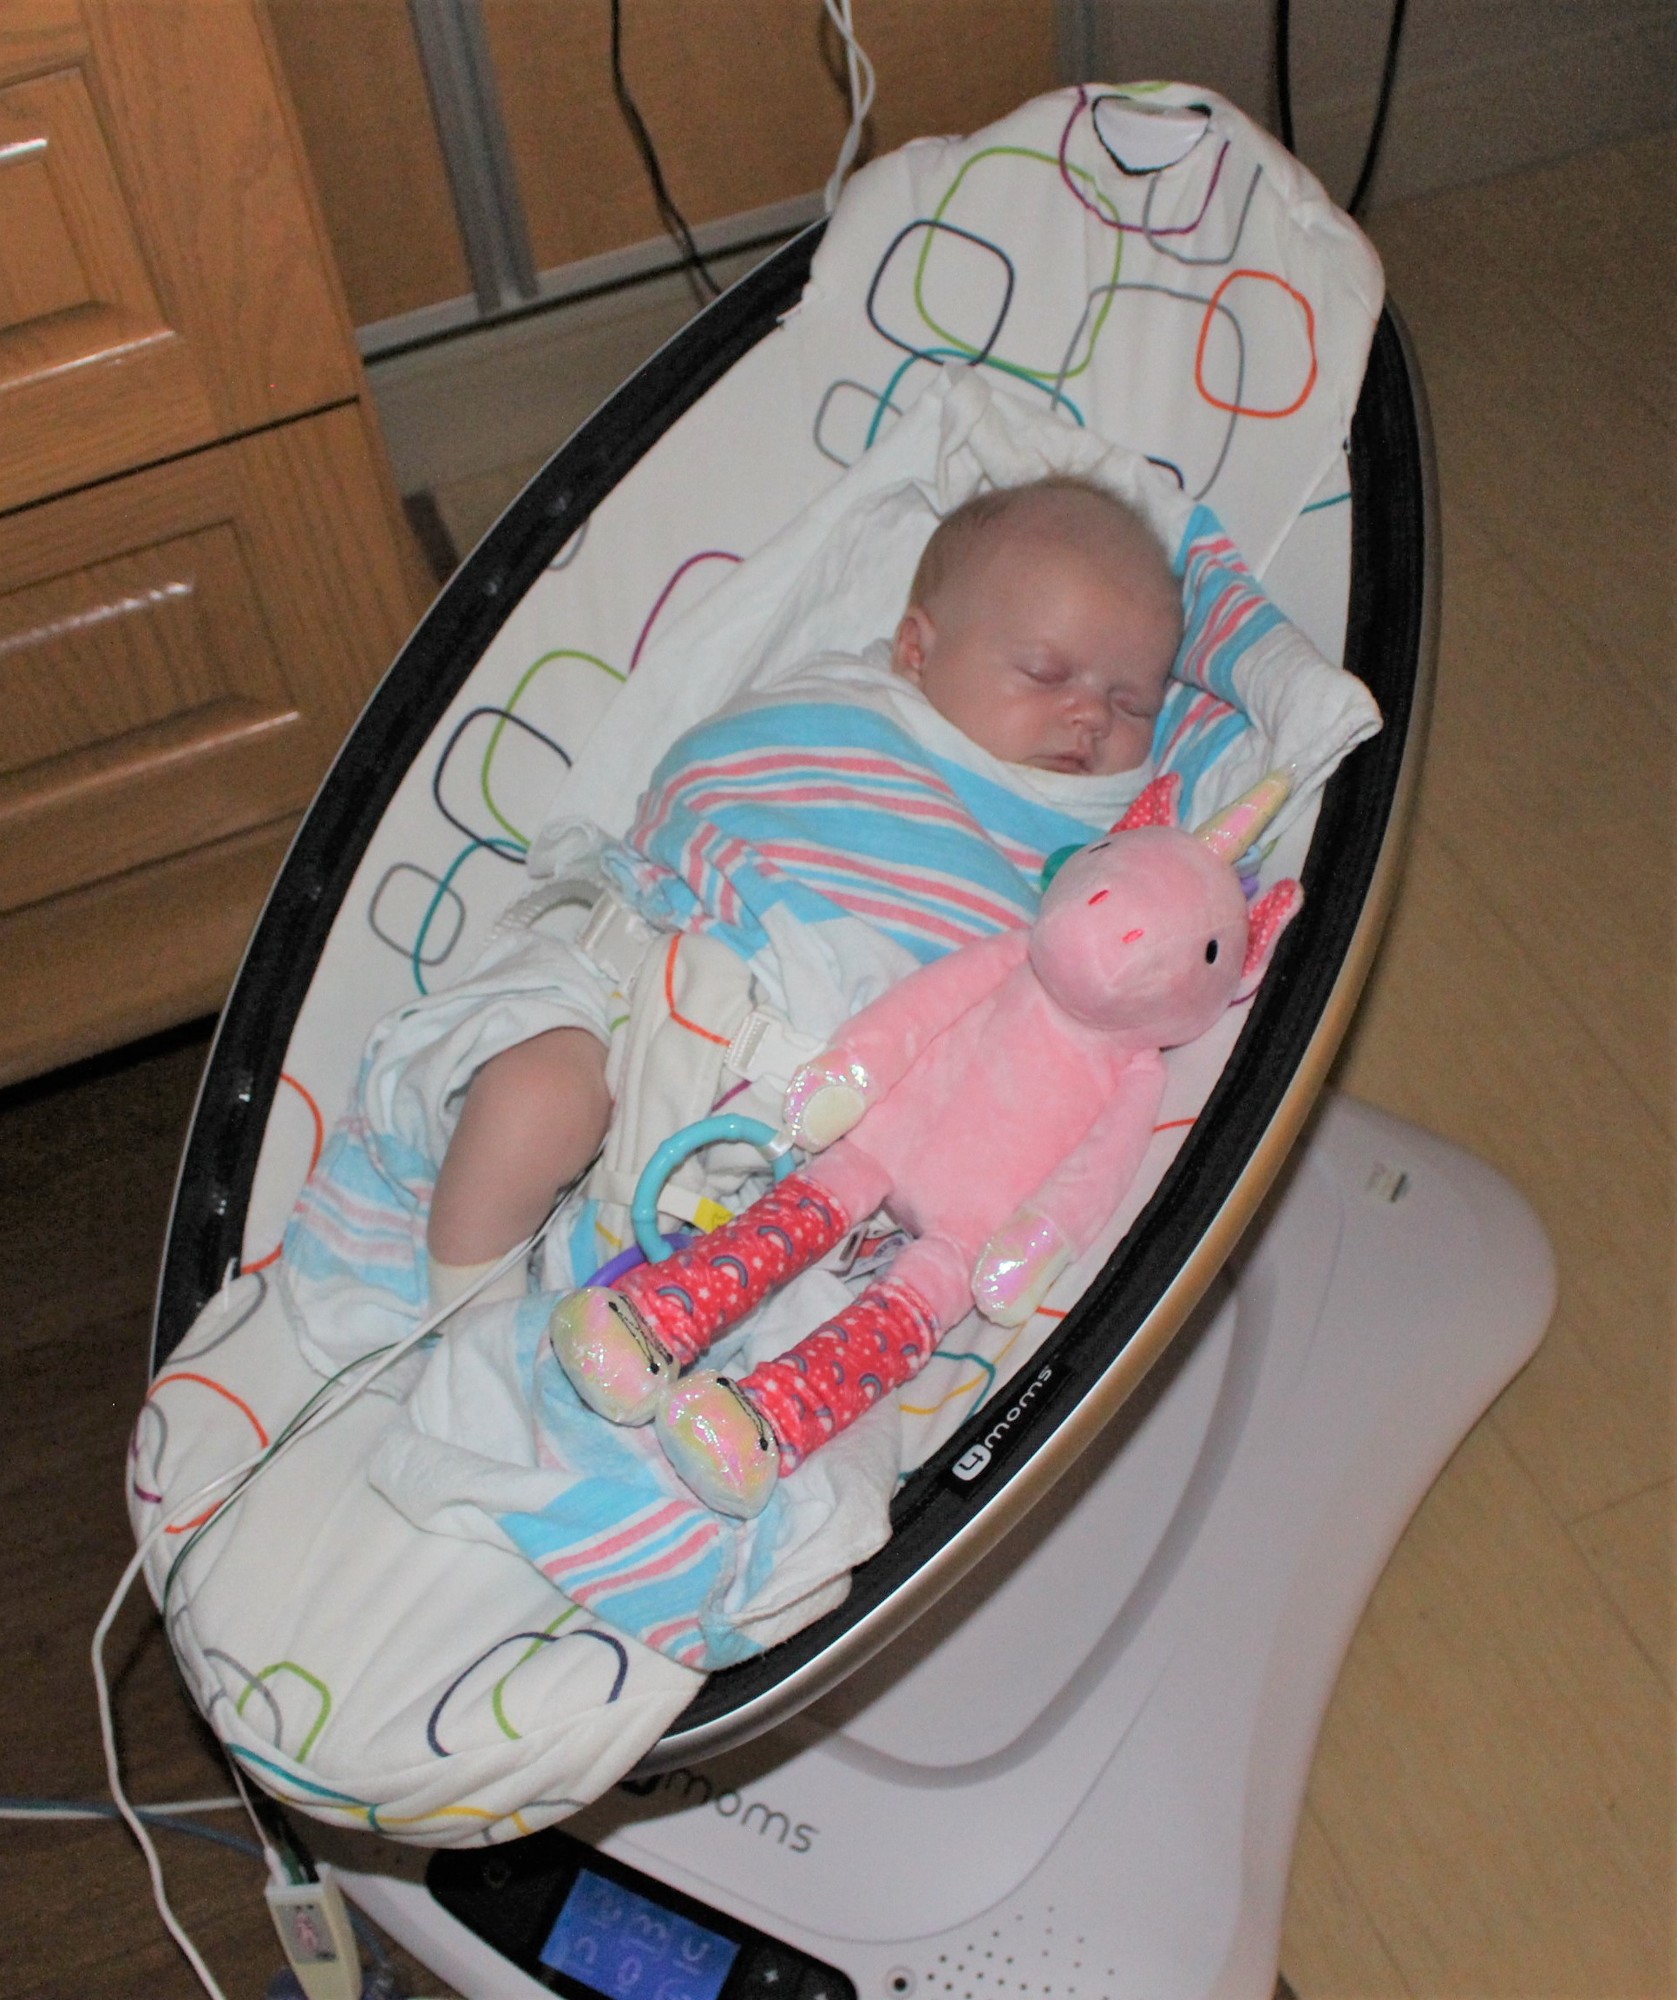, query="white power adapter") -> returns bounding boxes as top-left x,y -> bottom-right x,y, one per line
266,1863 -> 362,2000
